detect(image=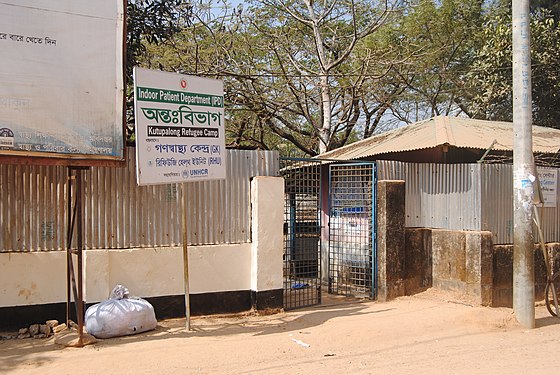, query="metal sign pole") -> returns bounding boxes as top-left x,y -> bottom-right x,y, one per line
66,169 -> 73,329
66,167 -> 87,346
132,69 -> 226,331
76,167 -> 85,346
182,183 -> 191,331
